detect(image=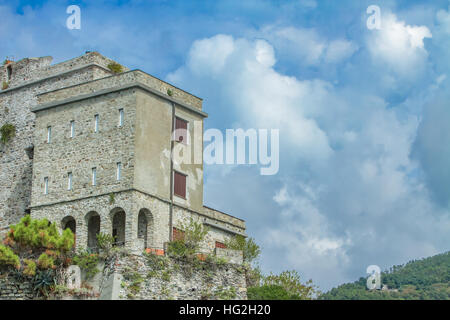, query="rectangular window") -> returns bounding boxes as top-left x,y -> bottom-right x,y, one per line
174,117 -> 188,144
172,227 -> 185,242
44,177 -> 49,195
70,121 -> 75,138
92,167 -> 97,186
215,241 -> 227,249
116,162 -> 122,181
118,108 -> 124,127
68,172 -> 73,190
47,126 -> 52,143
173,171 -> 187,198
94,114 -> 99,132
